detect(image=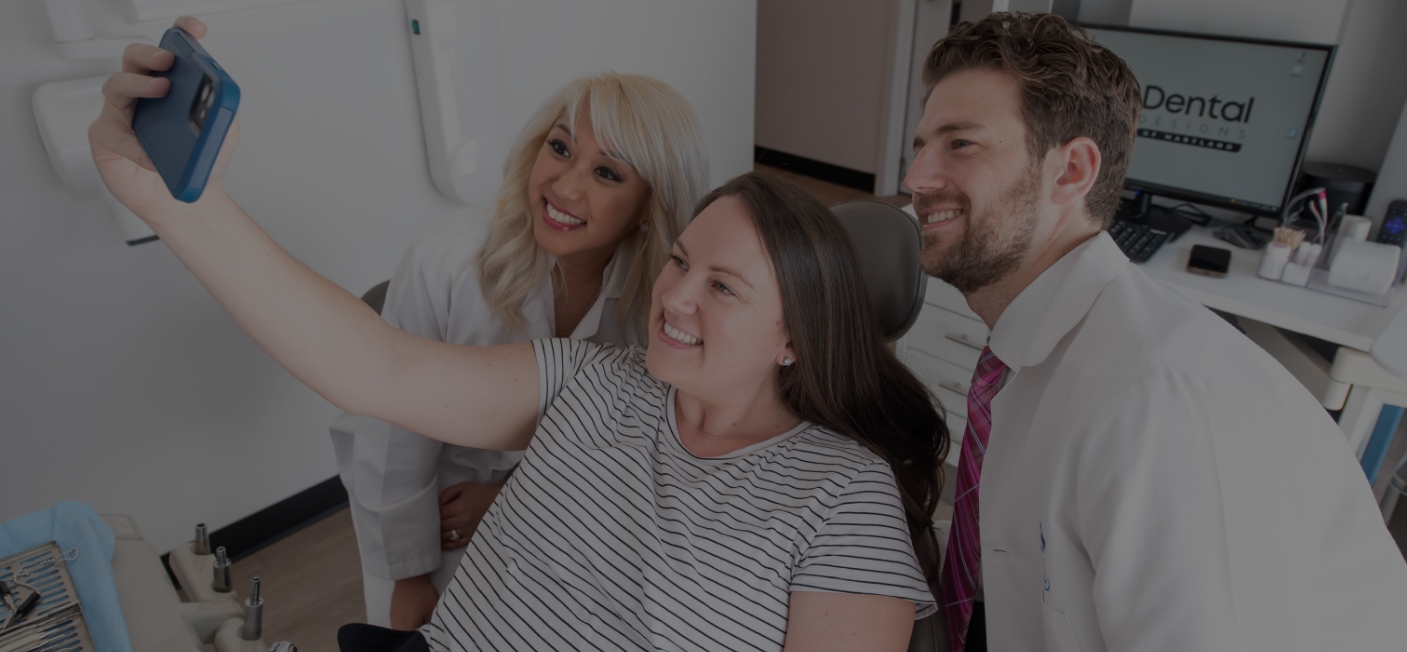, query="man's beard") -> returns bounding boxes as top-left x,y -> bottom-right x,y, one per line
917,169 -> 1040,294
